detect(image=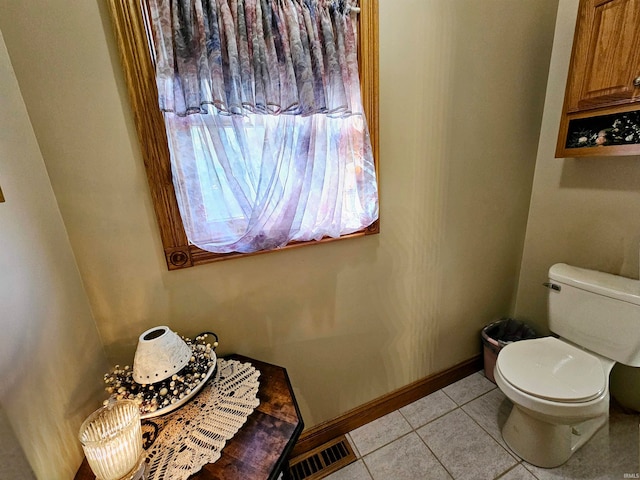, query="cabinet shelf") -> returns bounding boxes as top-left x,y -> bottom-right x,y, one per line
557,103 -> 640,157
